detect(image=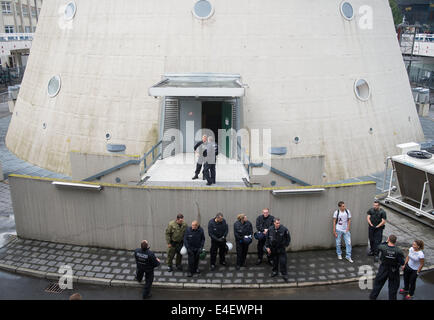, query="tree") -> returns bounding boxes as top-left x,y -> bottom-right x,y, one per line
389,0 -> 403,26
